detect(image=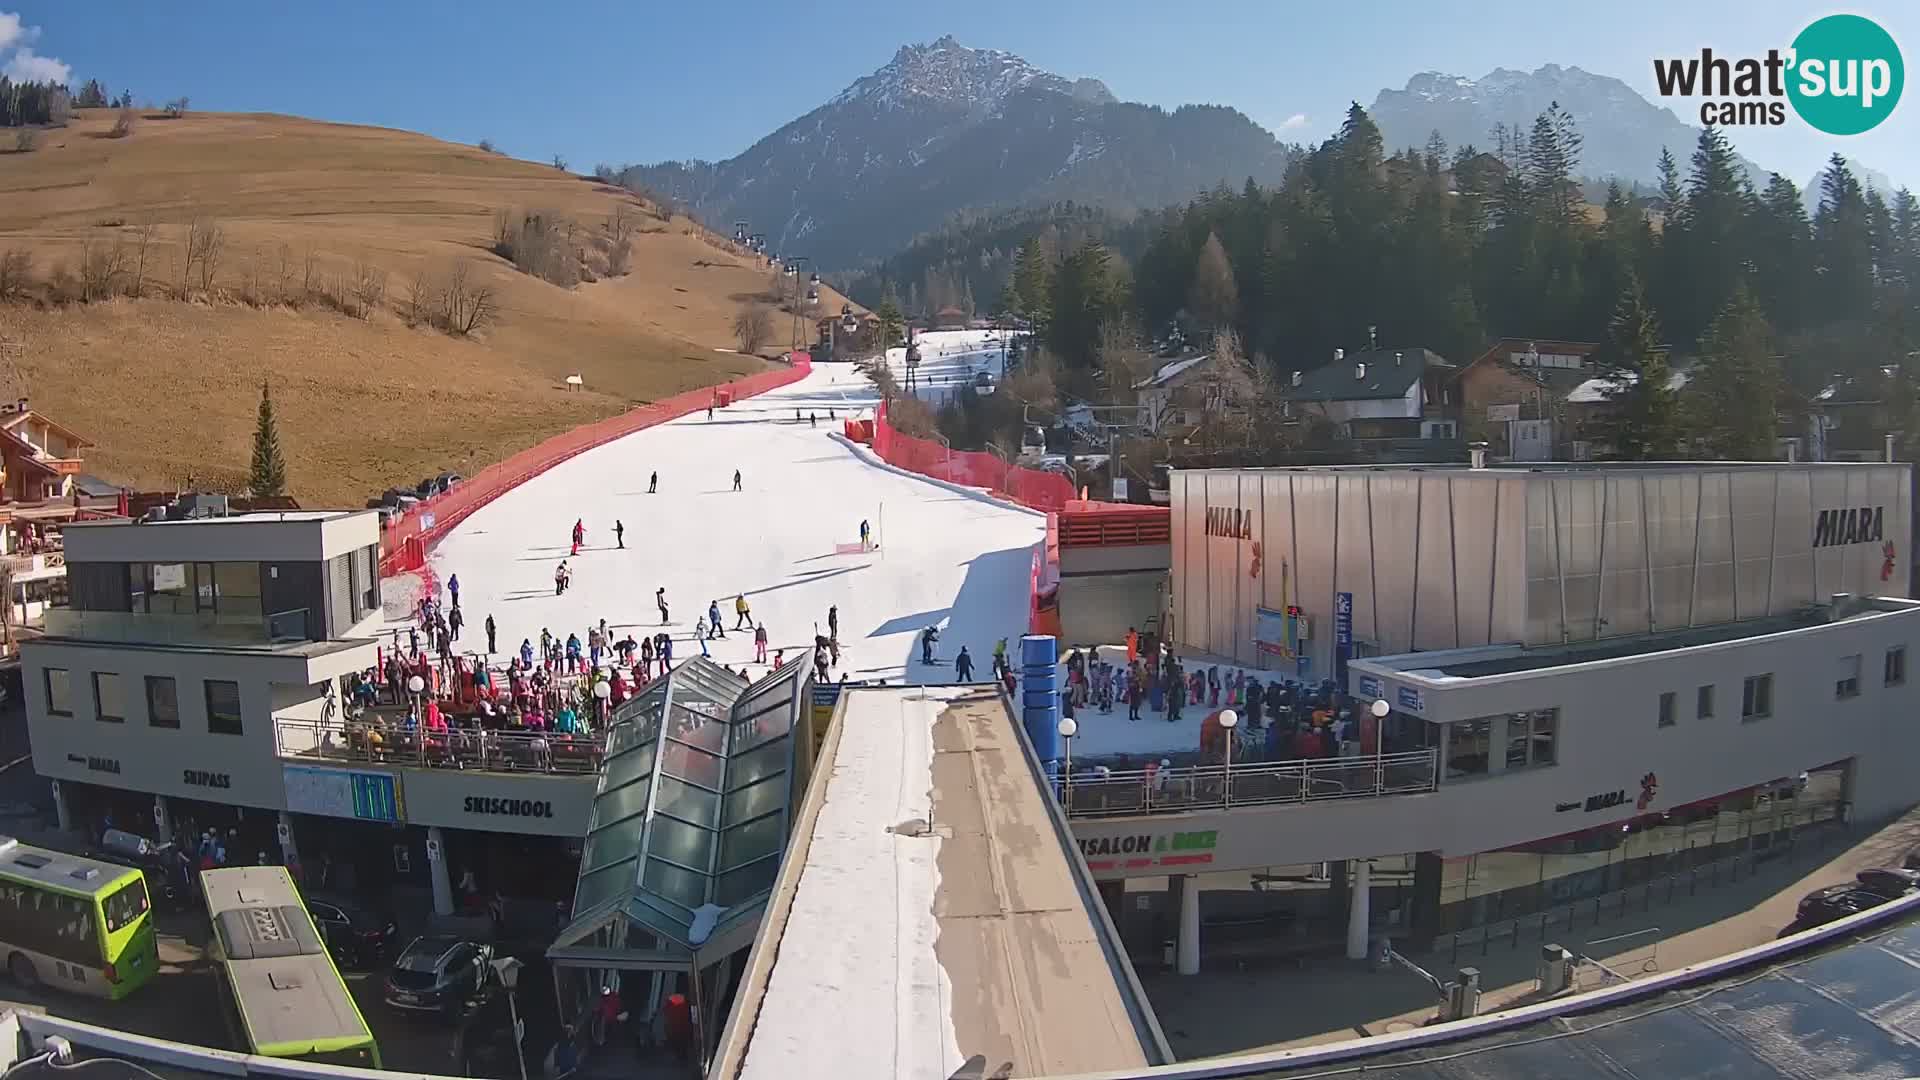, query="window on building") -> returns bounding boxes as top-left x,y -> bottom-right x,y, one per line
92,672 -> 124,723
146,676 -> 179,729
1658,691 -> 1676,728
134,562 -> 193,615
214,561 -> 262,619
1445,717 -> 1492,779
43,668 -> 71,716
1886,646 -> 1907,687
1503,708 -> 1558,769
1837,654 -> 1863,700
194,562 -> 216,612
204,680 -> 242,735
1742,674 -> 1773,722
1697,684 -> 1715,719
